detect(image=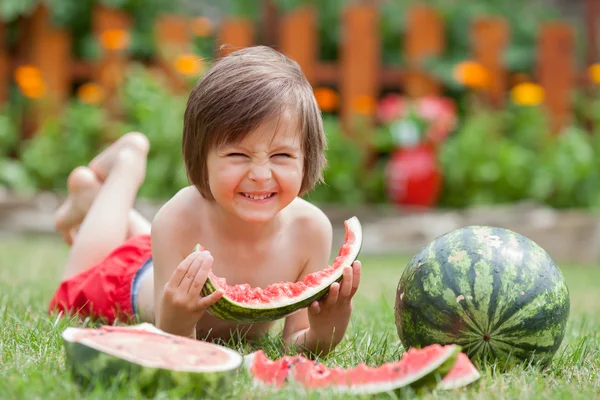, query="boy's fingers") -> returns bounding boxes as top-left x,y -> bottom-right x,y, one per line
350,261 -> 362,297
196,289 -> 223,310
181,252 -> 207,292
325,283 -> 340,306
339,267 -> 353,298
188,252 -> 214,296
167,251 -> 201,289
309,301 -> 321,315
